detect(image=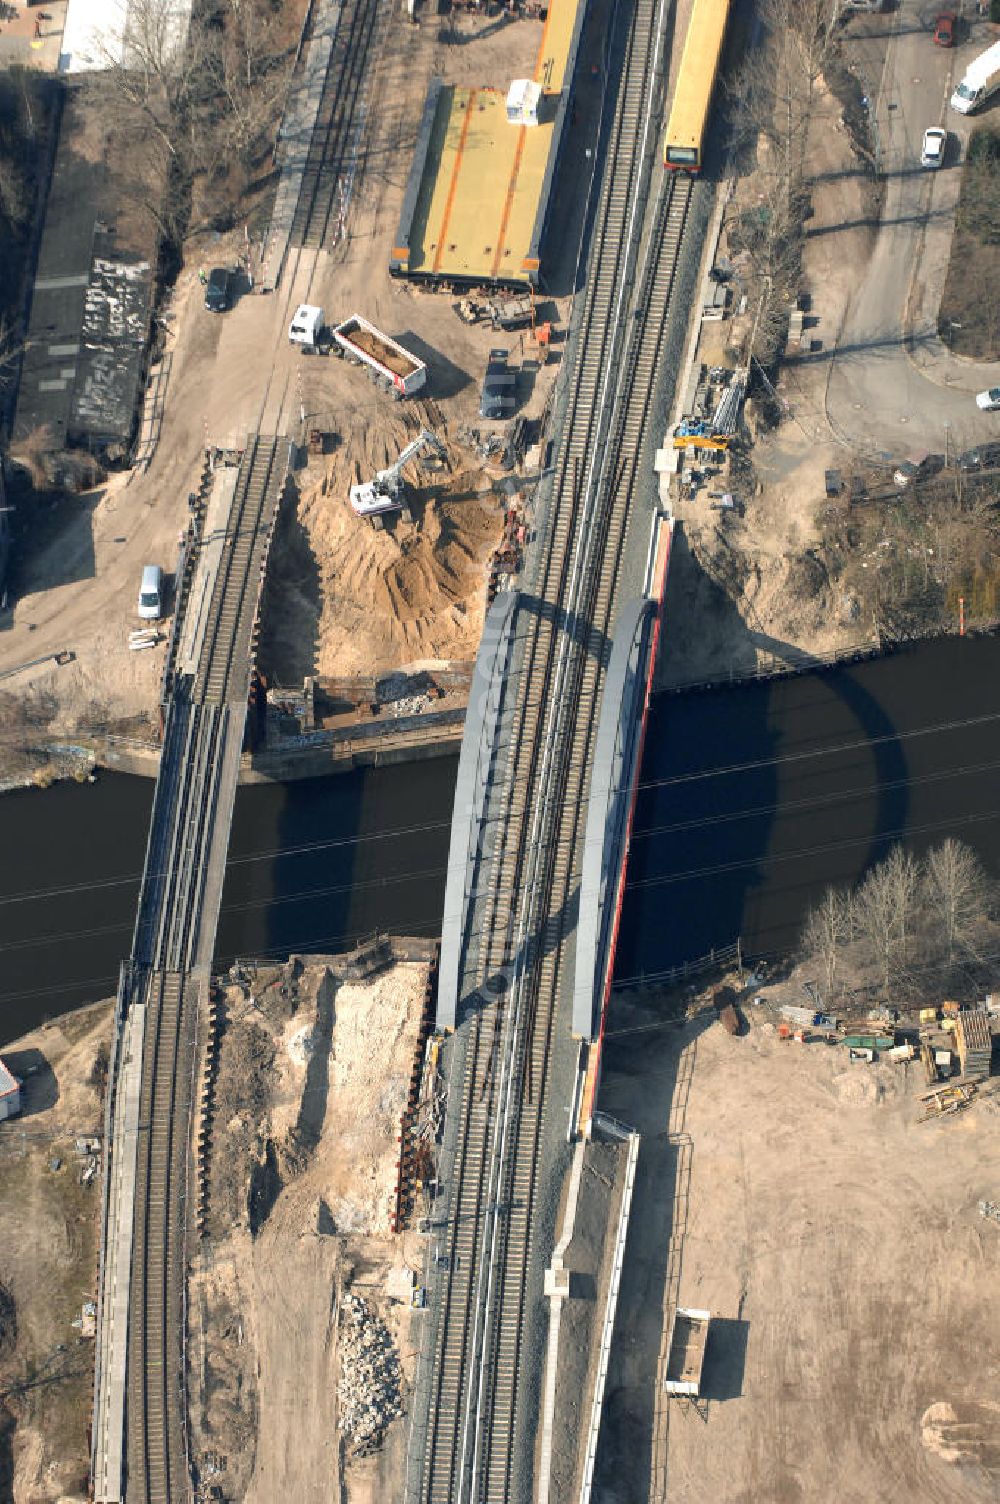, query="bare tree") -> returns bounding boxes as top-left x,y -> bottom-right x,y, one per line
800,840 -> 998,1001
801,884 -> 850,998
925,838 -> 991,964
853,855 -> 898,992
